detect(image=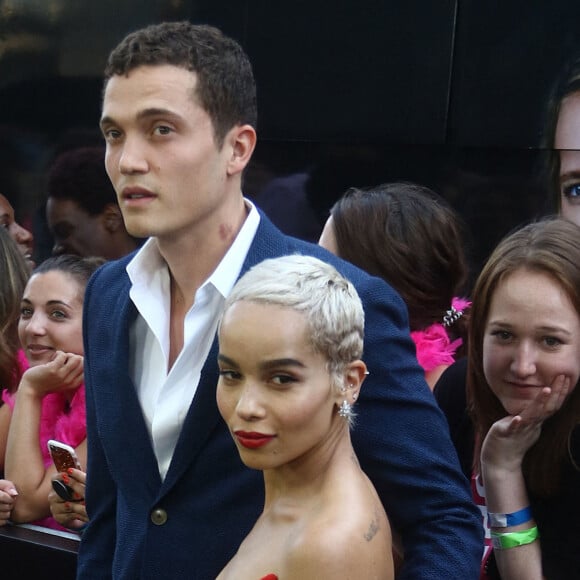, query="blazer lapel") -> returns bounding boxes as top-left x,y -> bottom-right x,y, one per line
160,338 -> 221,493
96,274 -> 162,493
